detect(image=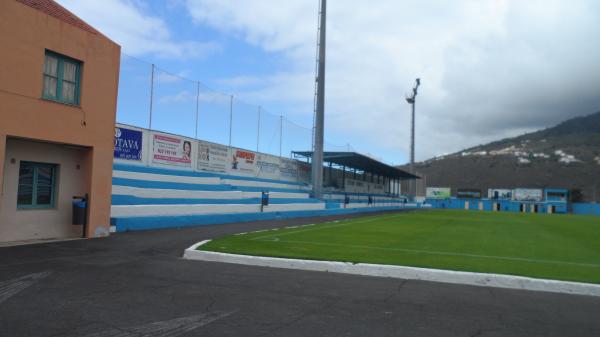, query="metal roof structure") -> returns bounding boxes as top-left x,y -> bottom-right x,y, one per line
292,151 -> 419,180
